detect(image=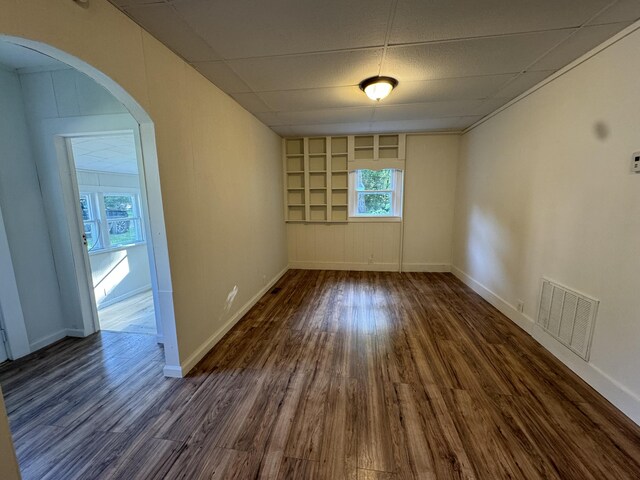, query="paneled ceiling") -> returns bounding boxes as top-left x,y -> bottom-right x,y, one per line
109,0 -> 640,136
71,134 -> 139,175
